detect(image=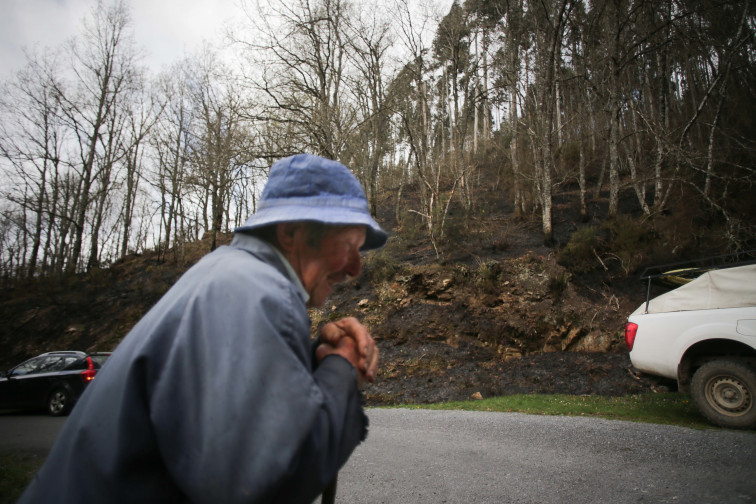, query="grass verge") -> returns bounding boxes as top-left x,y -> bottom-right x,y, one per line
0,452 -> 43,504
396,392 -> 714,429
